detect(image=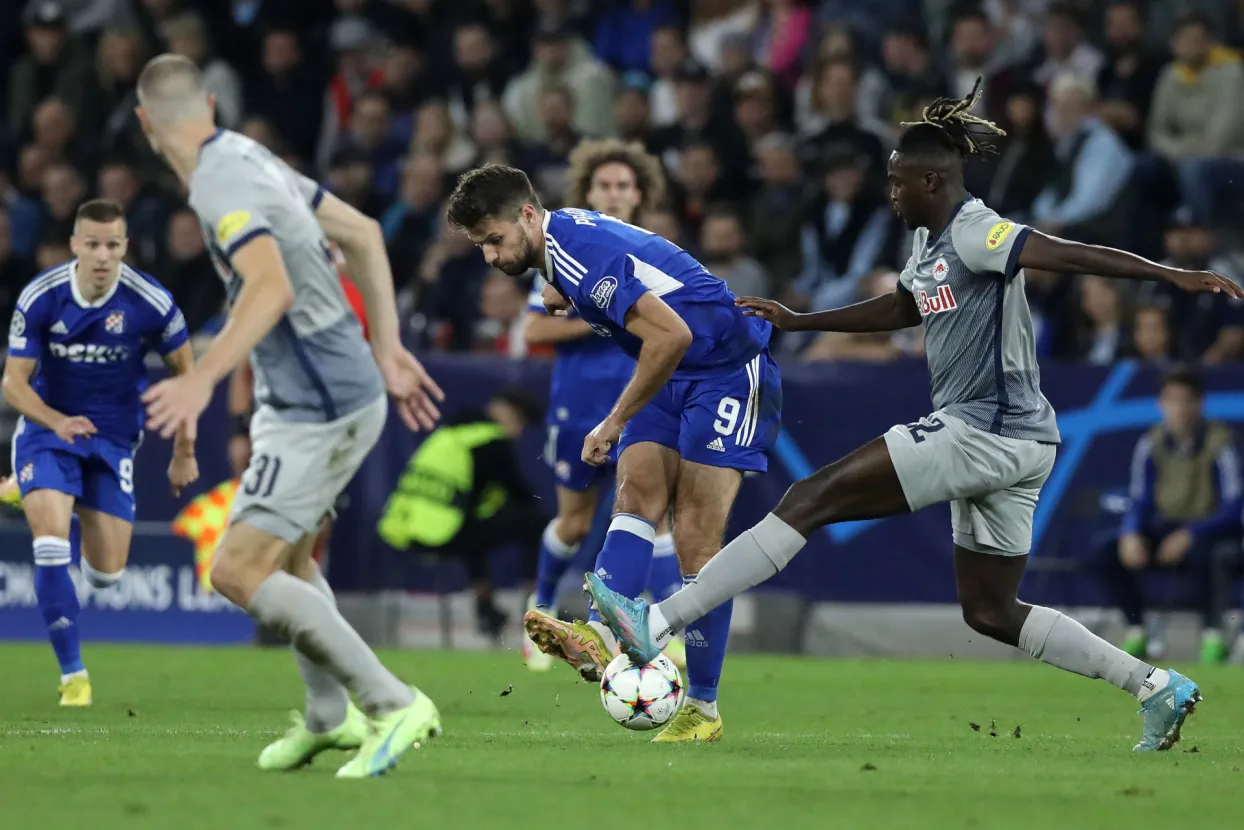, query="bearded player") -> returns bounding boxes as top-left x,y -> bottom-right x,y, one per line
587,81 -> 1242,752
